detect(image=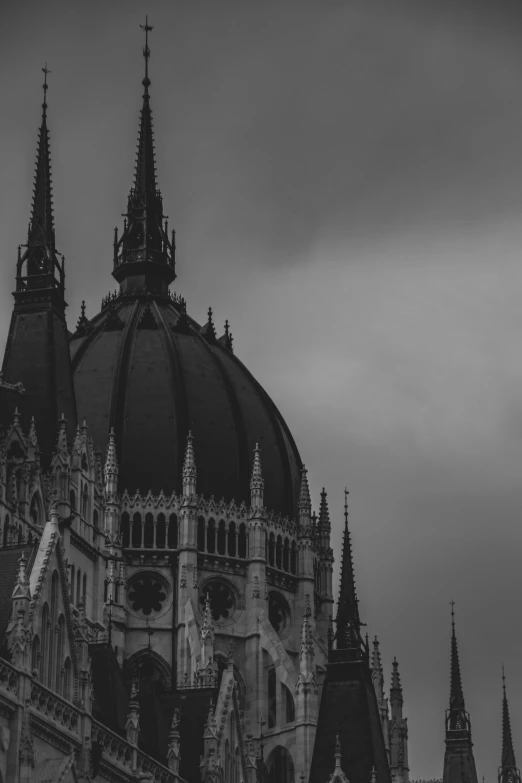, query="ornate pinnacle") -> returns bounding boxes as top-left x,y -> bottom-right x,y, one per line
201,593 -> 214,644
299,597 -> 314,674
318,486 -> 330,532
298,465 -> 311,514
14,553 -> 30,598
250,443 -> 264,508
55,414 -> 68,454
104,427 -> 119,477
12,407 -> 20,427
182,430 -> 197,497
28,416 -> 38,446
390,657 -> 402,703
